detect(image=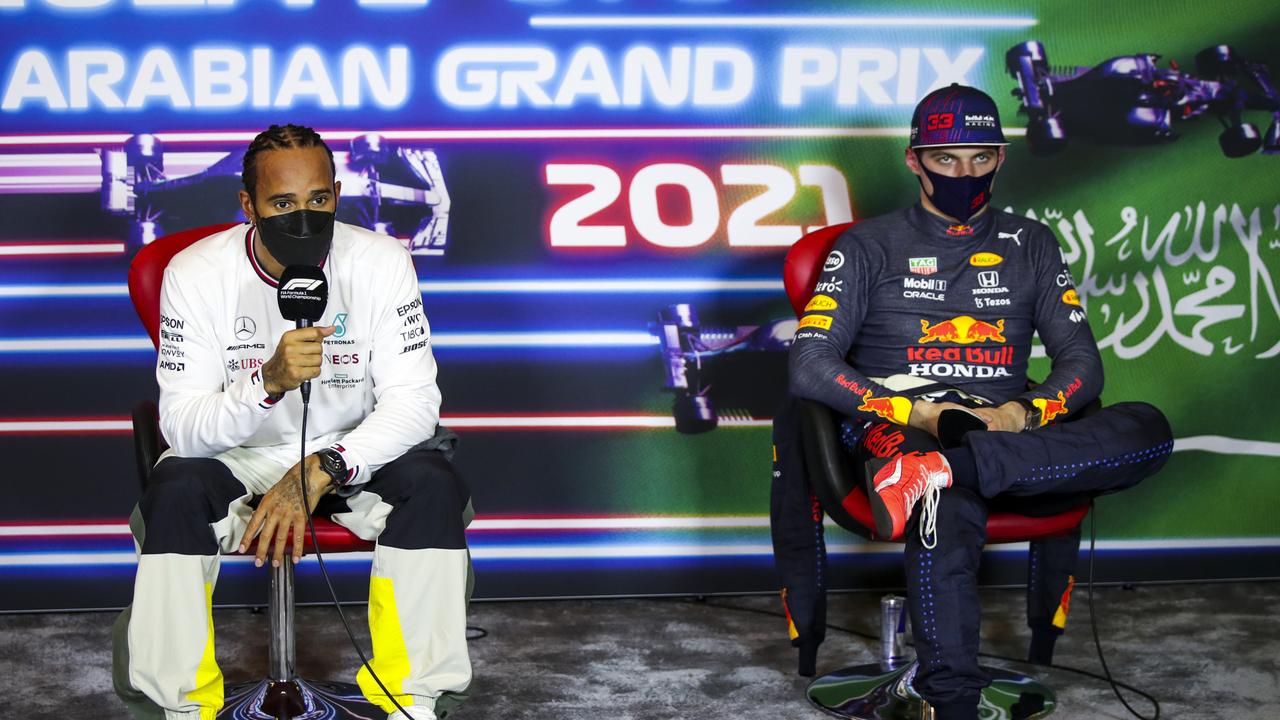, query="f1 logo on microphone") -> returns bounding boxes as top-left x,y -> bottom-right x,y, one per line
282,278 -> 325,292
